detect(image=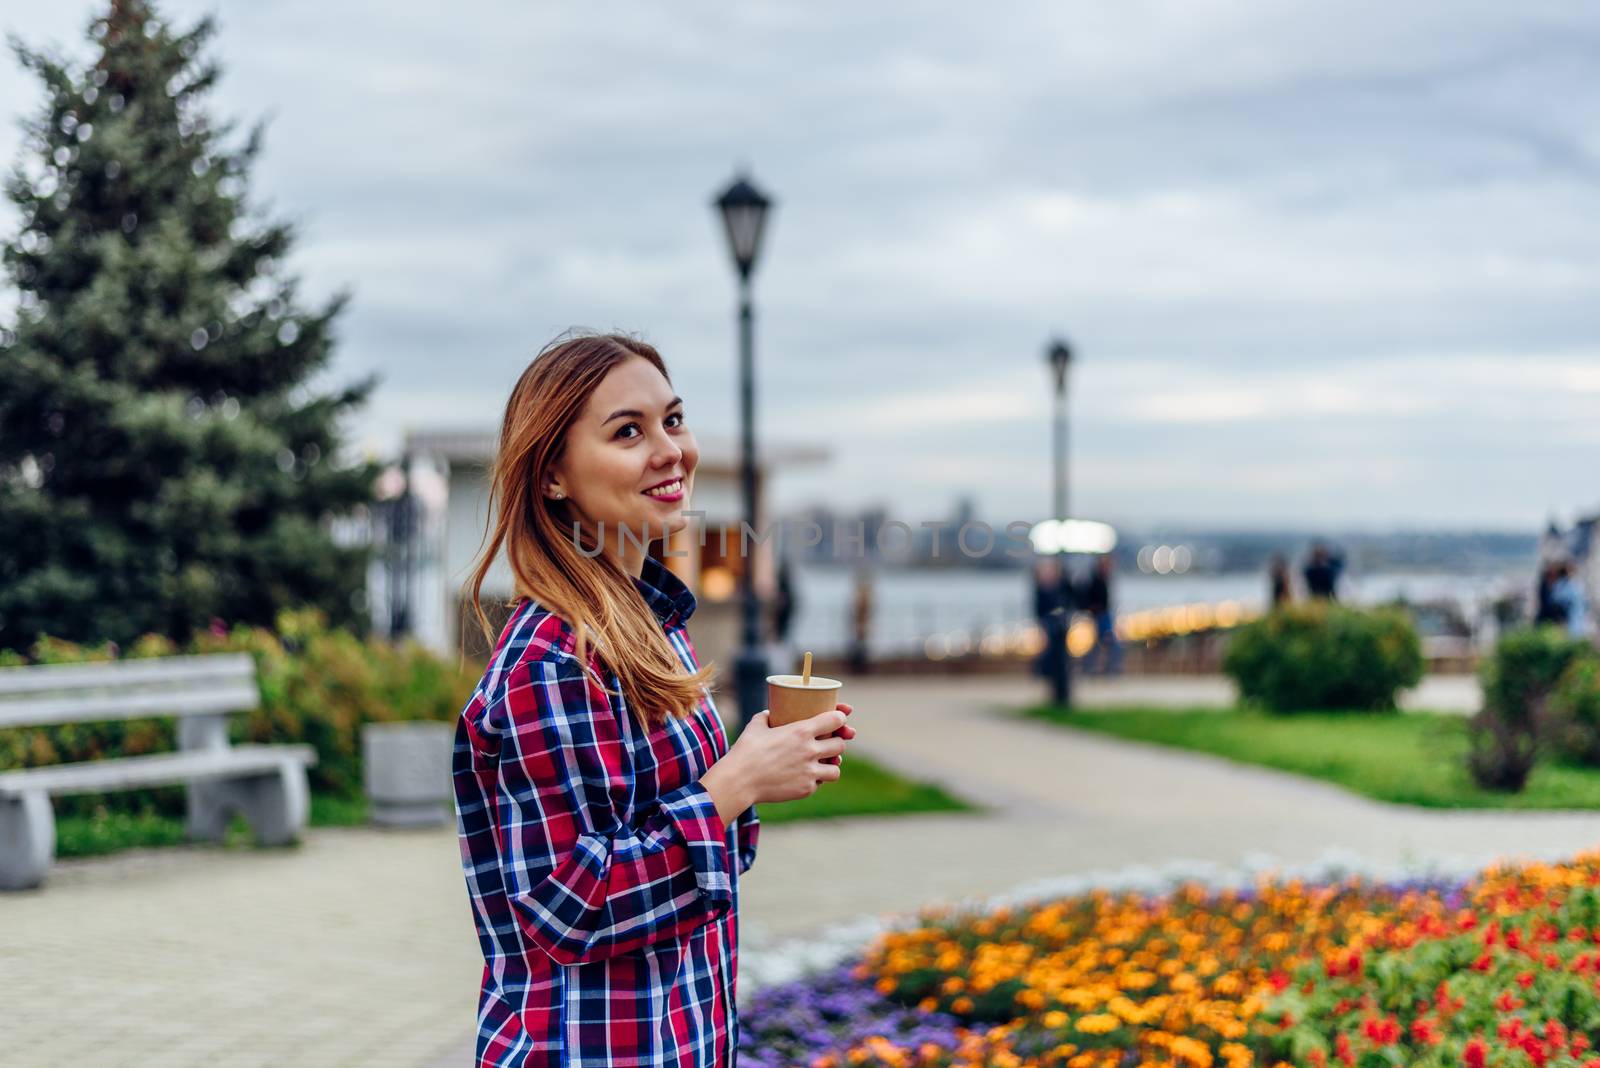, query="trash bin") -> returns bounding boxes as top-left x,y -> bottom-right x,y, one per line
362,721 -> 453,827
